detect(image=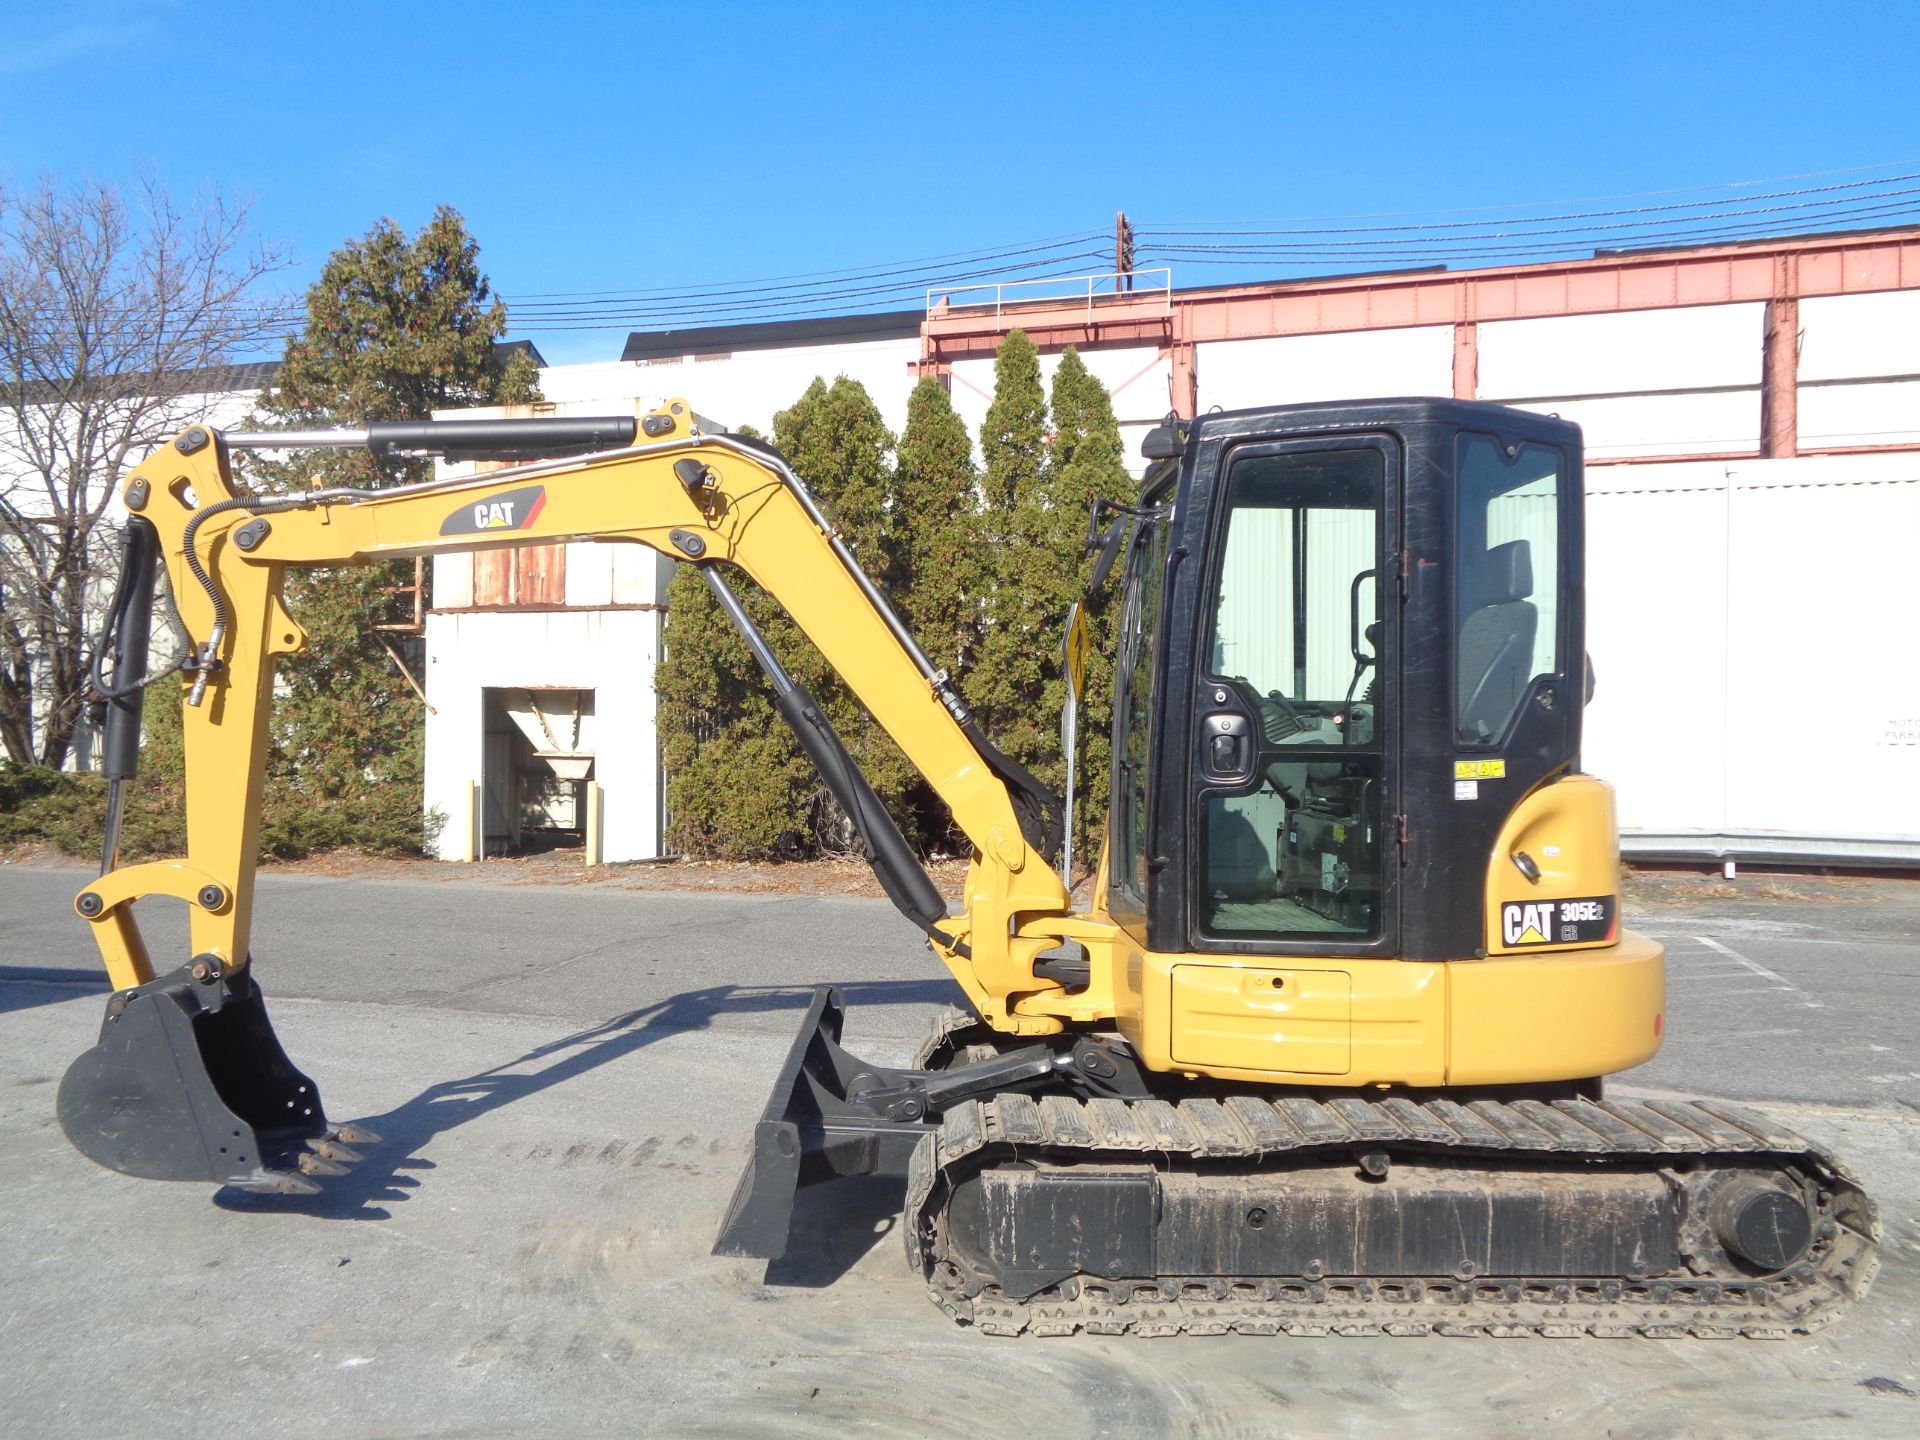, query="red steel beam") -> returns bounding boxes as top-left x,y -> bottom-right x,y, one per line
1760,296 -> 1801,458
1171,228 -> 1920,342
1452,322 -> 1478,400
921,228 -> 1920,364
922,299 -> 1172,363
